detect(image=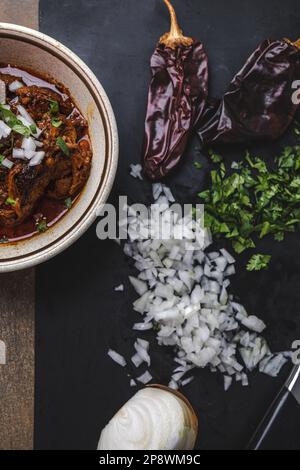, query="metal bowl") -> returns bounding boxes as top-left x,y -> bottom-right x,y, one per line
0,23 -> 118,272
